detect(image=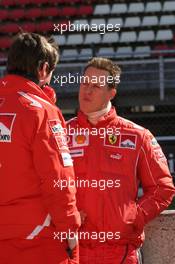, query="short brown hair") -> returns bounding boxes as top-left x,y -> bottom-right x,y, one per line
7,32 -> 59,80
83,57 -> 121,89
